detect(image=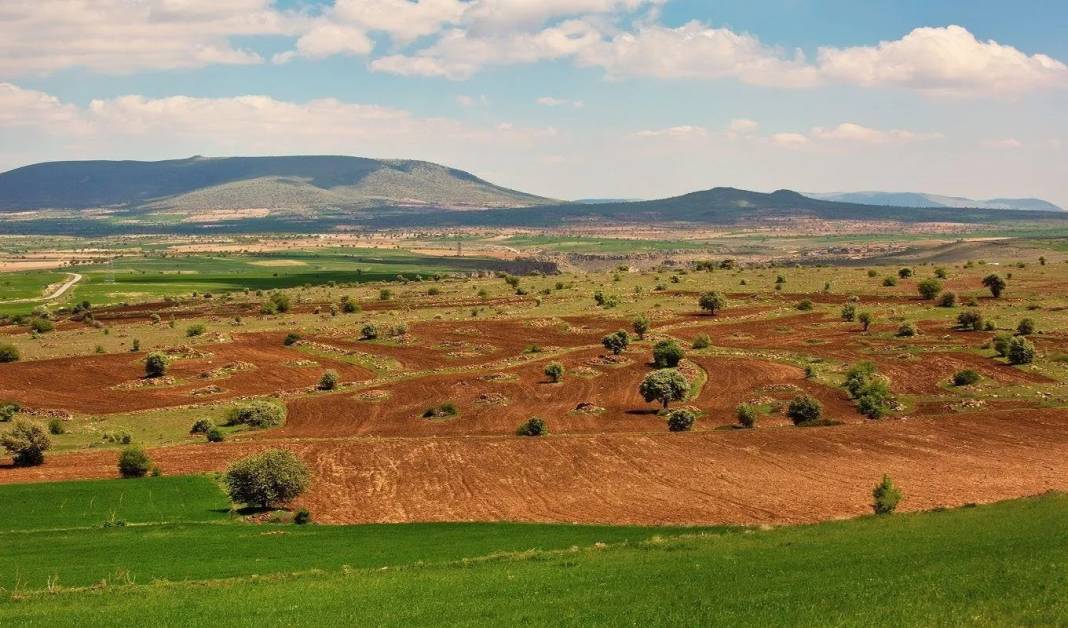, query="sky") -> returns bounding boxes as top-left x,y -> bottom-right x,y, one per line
1,0 -> 1067,207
